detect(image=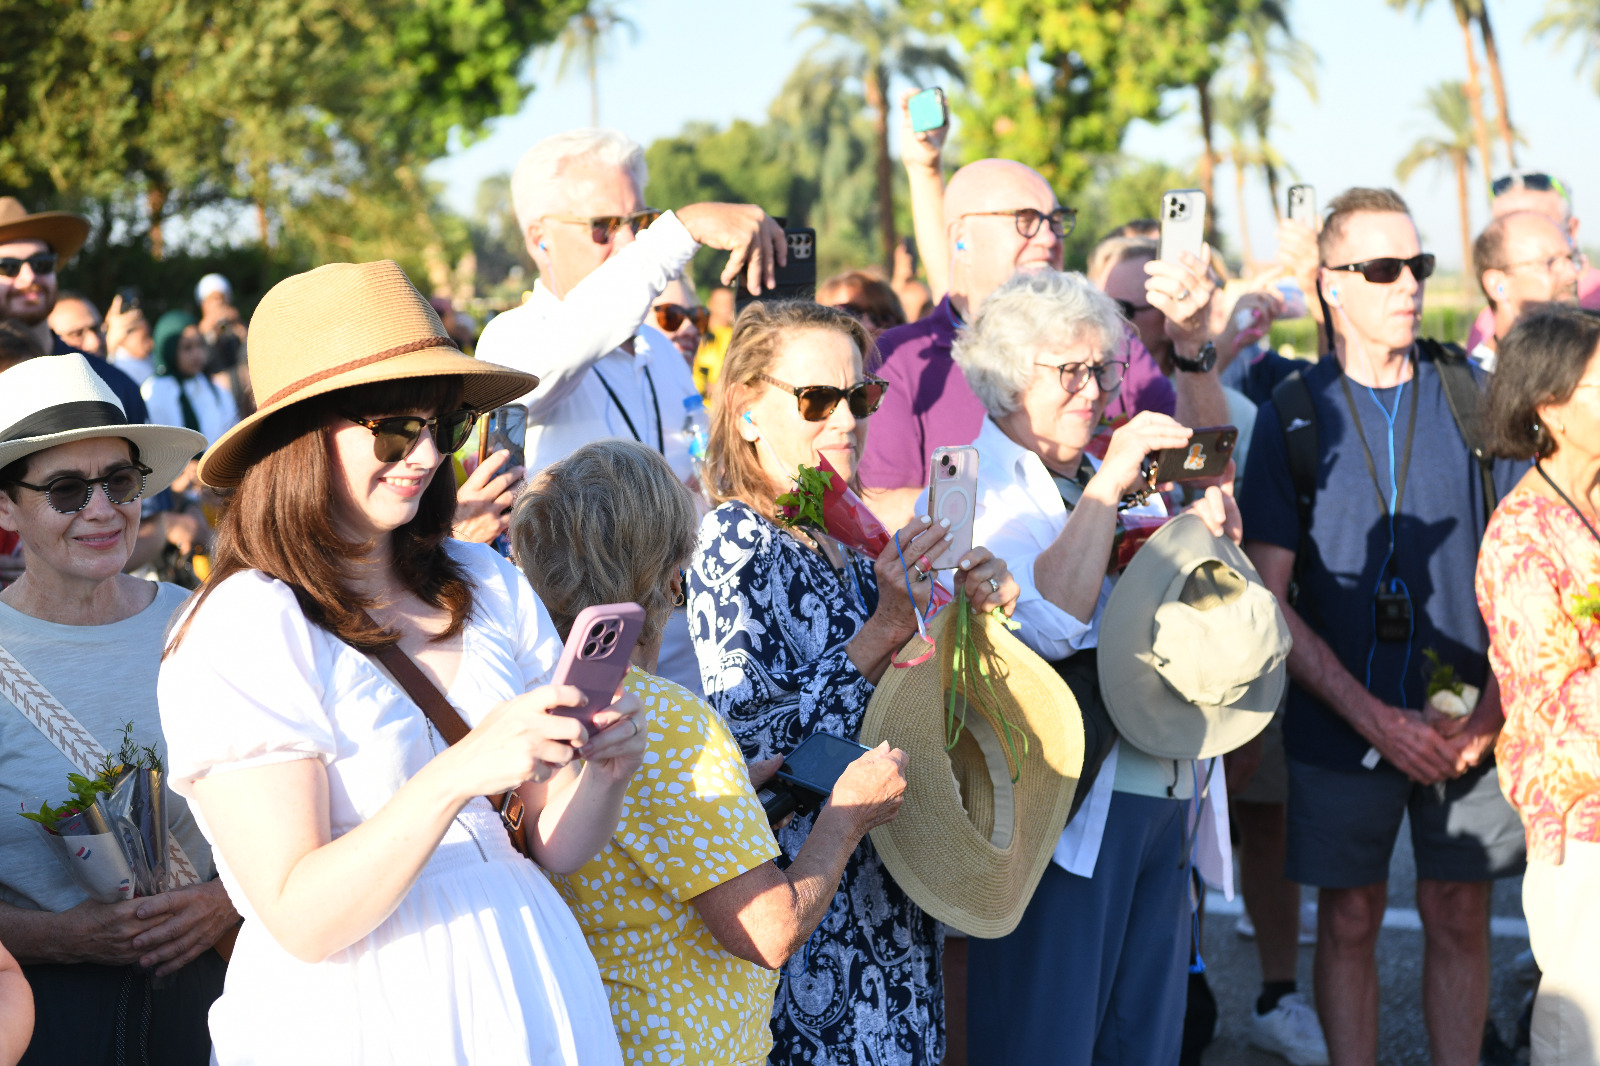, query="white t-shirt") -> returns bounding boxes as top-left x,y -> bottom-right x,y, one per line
141,373 -> 239,445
